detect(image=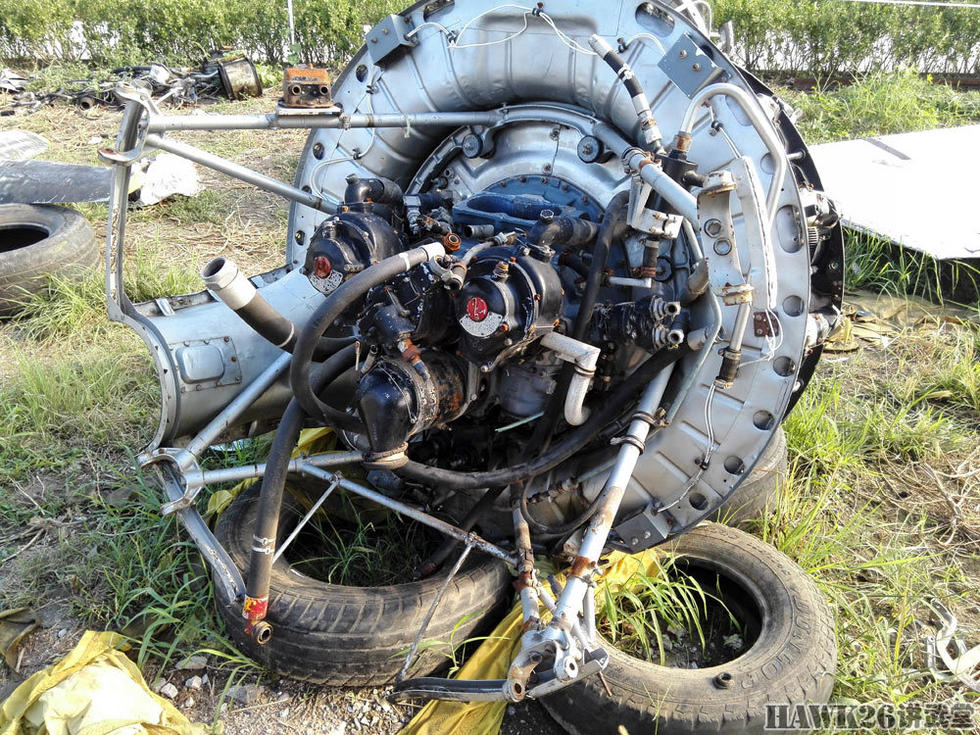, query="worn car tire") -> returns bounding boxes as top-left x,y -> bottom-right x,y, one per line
0,204 -> 98,316
712,427 -> 787,528
213,484 -> 513,686
541,523 -> 836,735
